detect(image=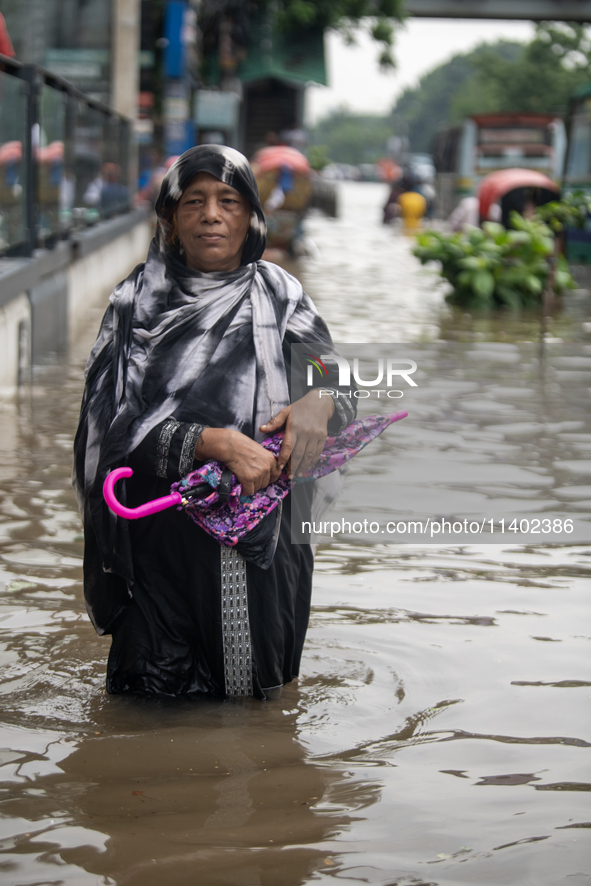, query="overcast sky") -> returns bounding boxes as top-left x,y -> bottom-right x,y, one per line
305,18 -> 535,124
